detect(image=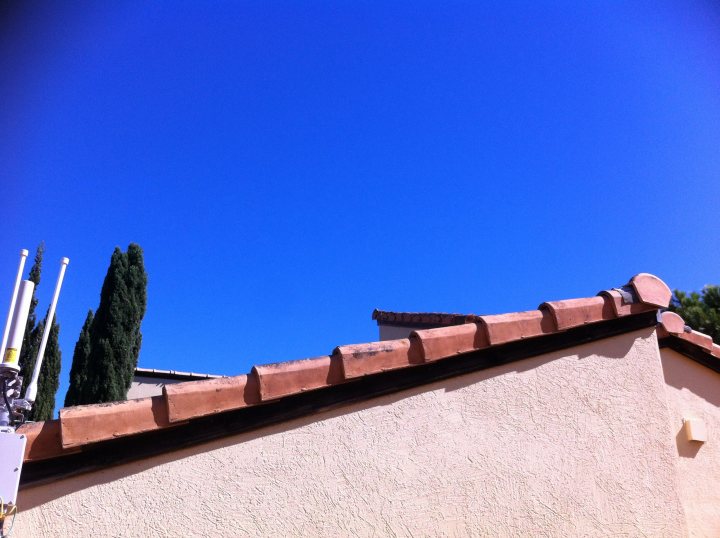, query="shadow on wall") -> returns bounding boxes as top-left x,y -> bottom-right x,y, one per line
19,329 -> 647,510
661,349 -> 718,458
661,350 -> 720,408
